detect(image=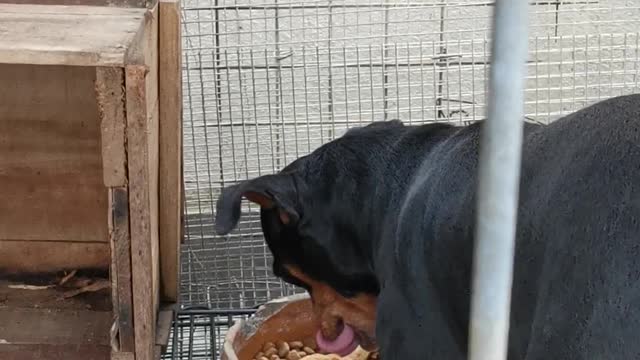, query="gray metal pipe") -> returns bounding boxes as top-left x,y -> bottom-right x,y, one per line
468,1 -> 530,360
